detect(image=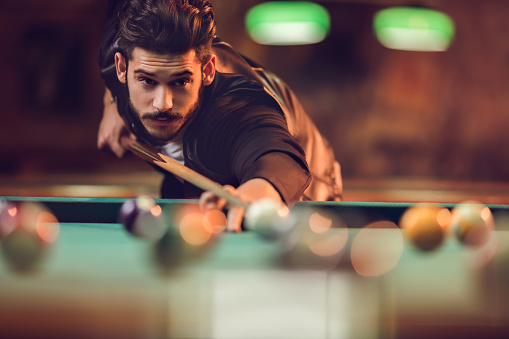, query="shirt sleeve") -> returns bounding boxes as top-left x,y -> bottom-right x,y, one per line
229,105 -> 311,204
191,97 -> 311,204
242,151 -> 311,205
